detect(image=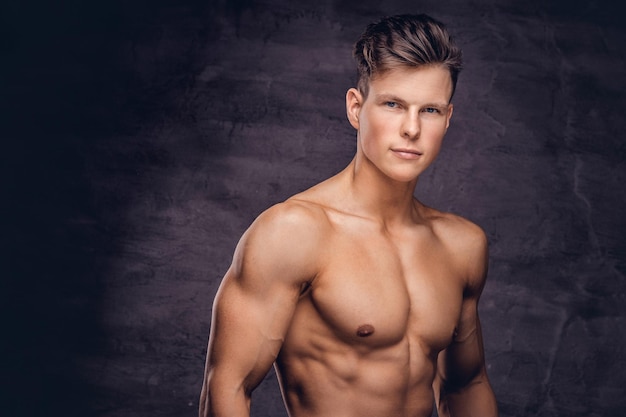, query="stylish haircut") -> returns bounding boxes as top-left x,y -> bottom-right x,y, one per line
353,14 -> 463,100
